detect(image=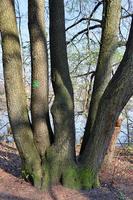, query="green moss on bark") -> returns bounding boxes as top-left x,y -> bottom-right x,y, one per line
79,167 -> 100,189
21,161 -> 42,189
62,165 -> 100,190
41,147 -> 62,189
62,165 -> 80,189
